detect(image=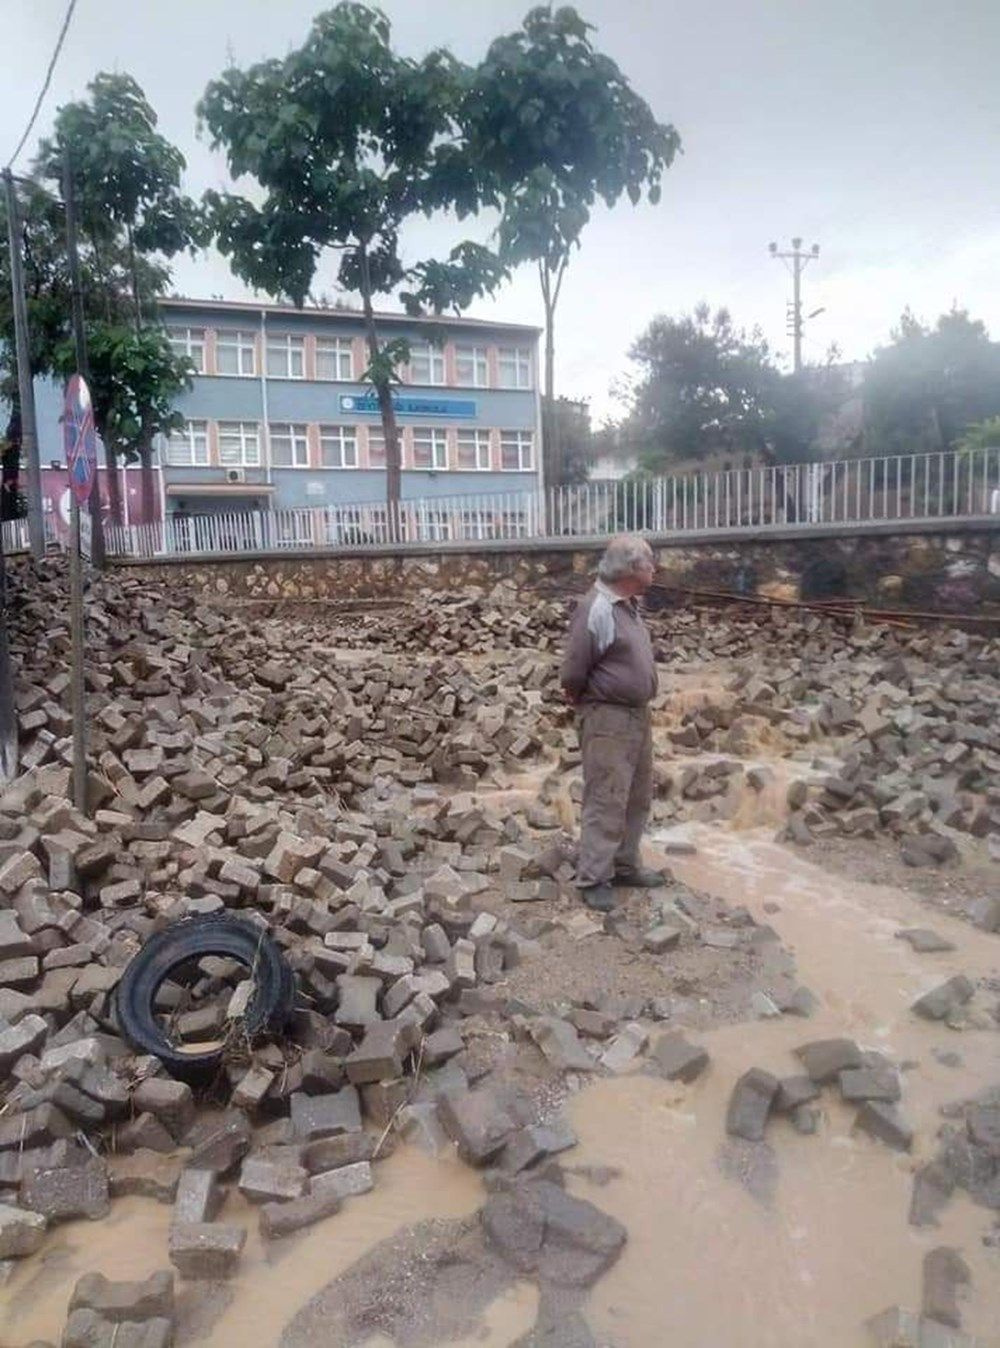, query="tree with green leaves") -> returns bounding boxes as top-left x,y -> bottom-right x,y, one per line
863,308 -> 1000,457
11,73 -> 204,524
199,3 -> 504,515
53,326 -> 191,525
36,73 -> 202,327
957,416 -> 1000,453
463,6 -> 680,482
615,304 -> 847,471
